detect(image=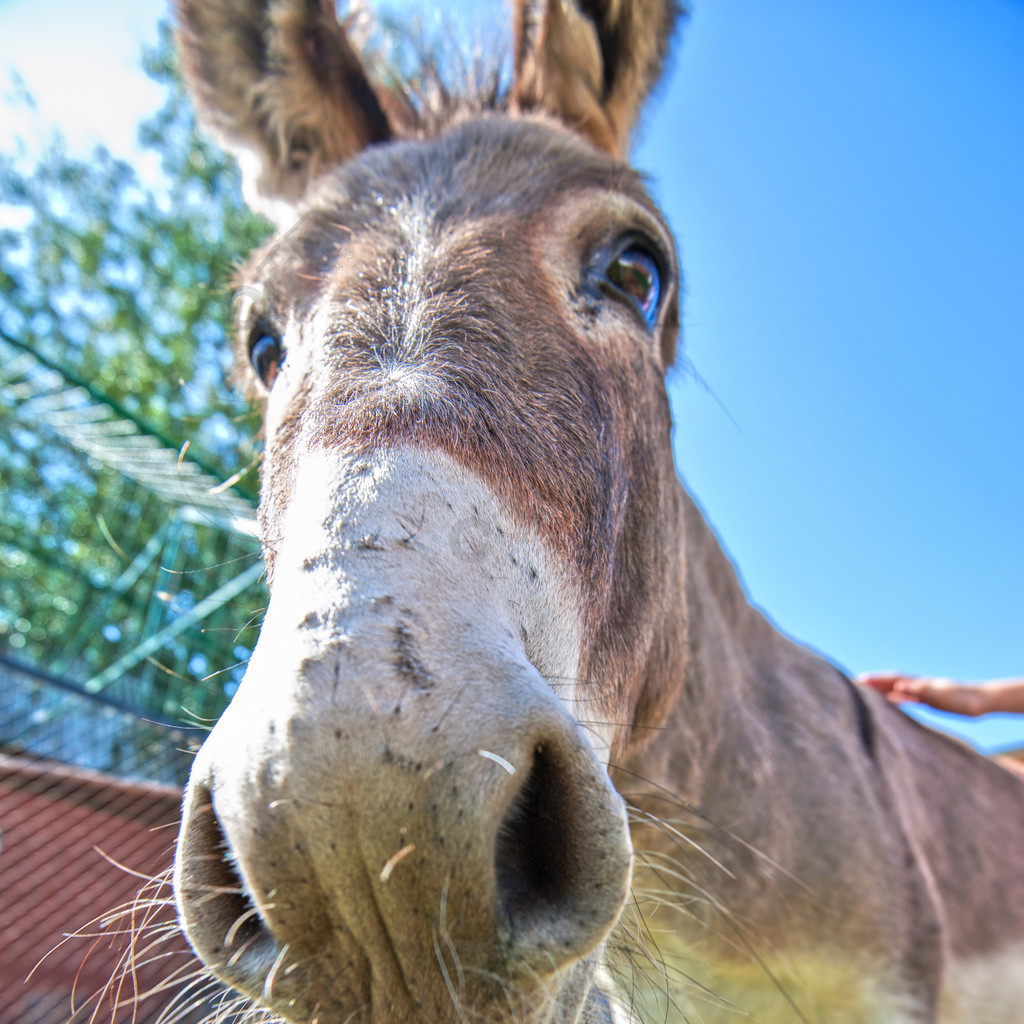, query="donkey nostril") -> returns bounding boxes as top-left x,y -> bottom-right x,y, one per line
496,743 -> 569,915
494,740 -> 630,971
175,781 -> 277,986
